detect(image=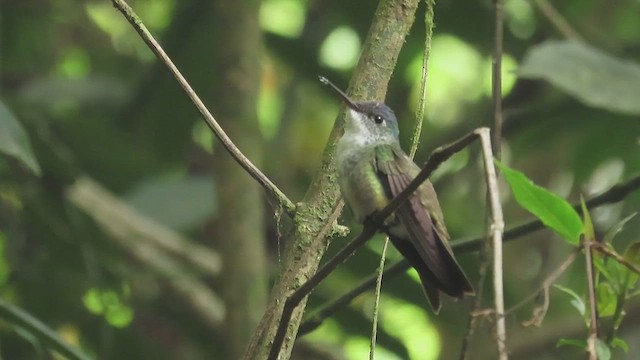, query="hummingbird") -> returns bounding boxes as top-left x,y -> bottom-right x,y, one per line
320,76 -> 474,312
